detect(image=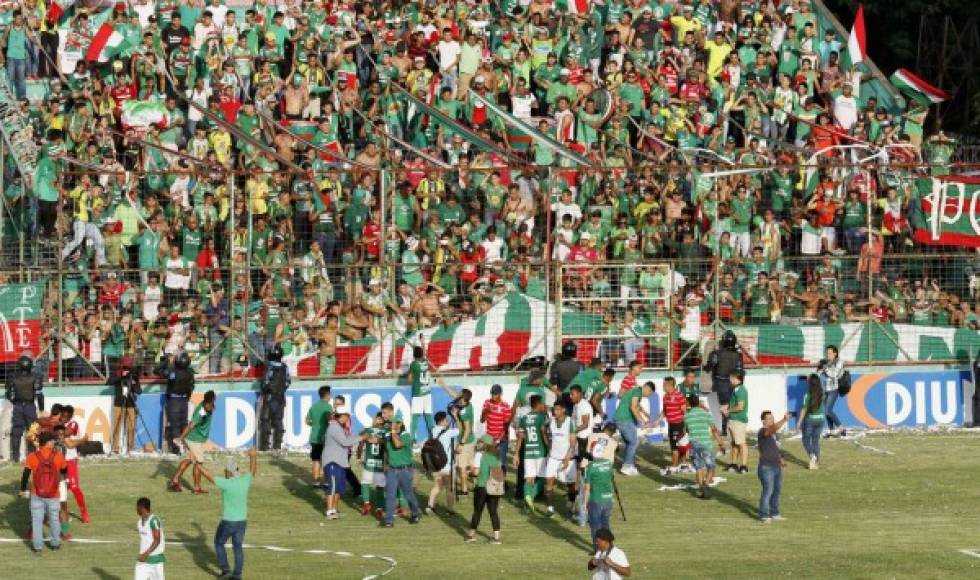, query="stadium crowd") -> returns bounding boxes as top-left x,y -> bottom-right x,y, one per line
0,0 -> 967,381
